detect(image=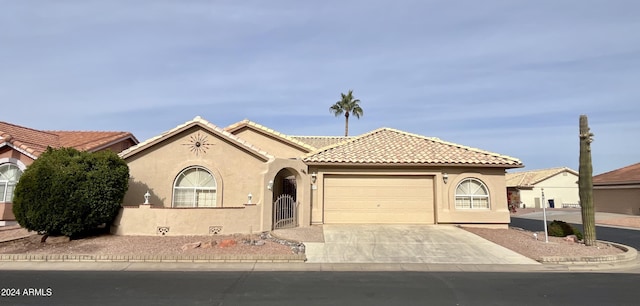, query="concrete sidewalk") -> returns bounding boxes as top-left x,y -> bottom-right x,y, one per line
1,260 -> 638,273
